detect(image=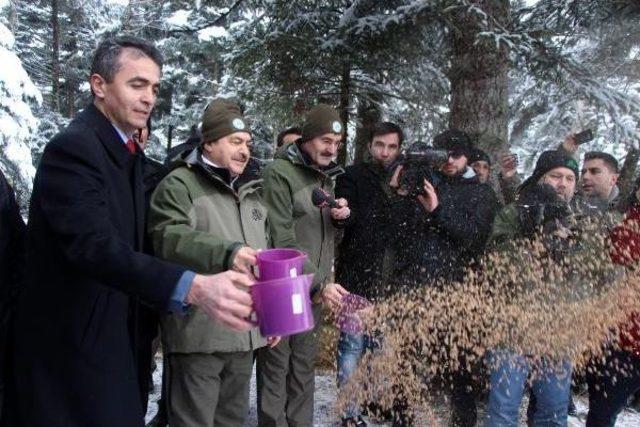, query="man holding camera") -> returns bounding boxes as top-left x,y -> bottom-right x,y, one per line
485,150 -> 588,426
390,129 -> 498,426
257,104 -> 350,427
